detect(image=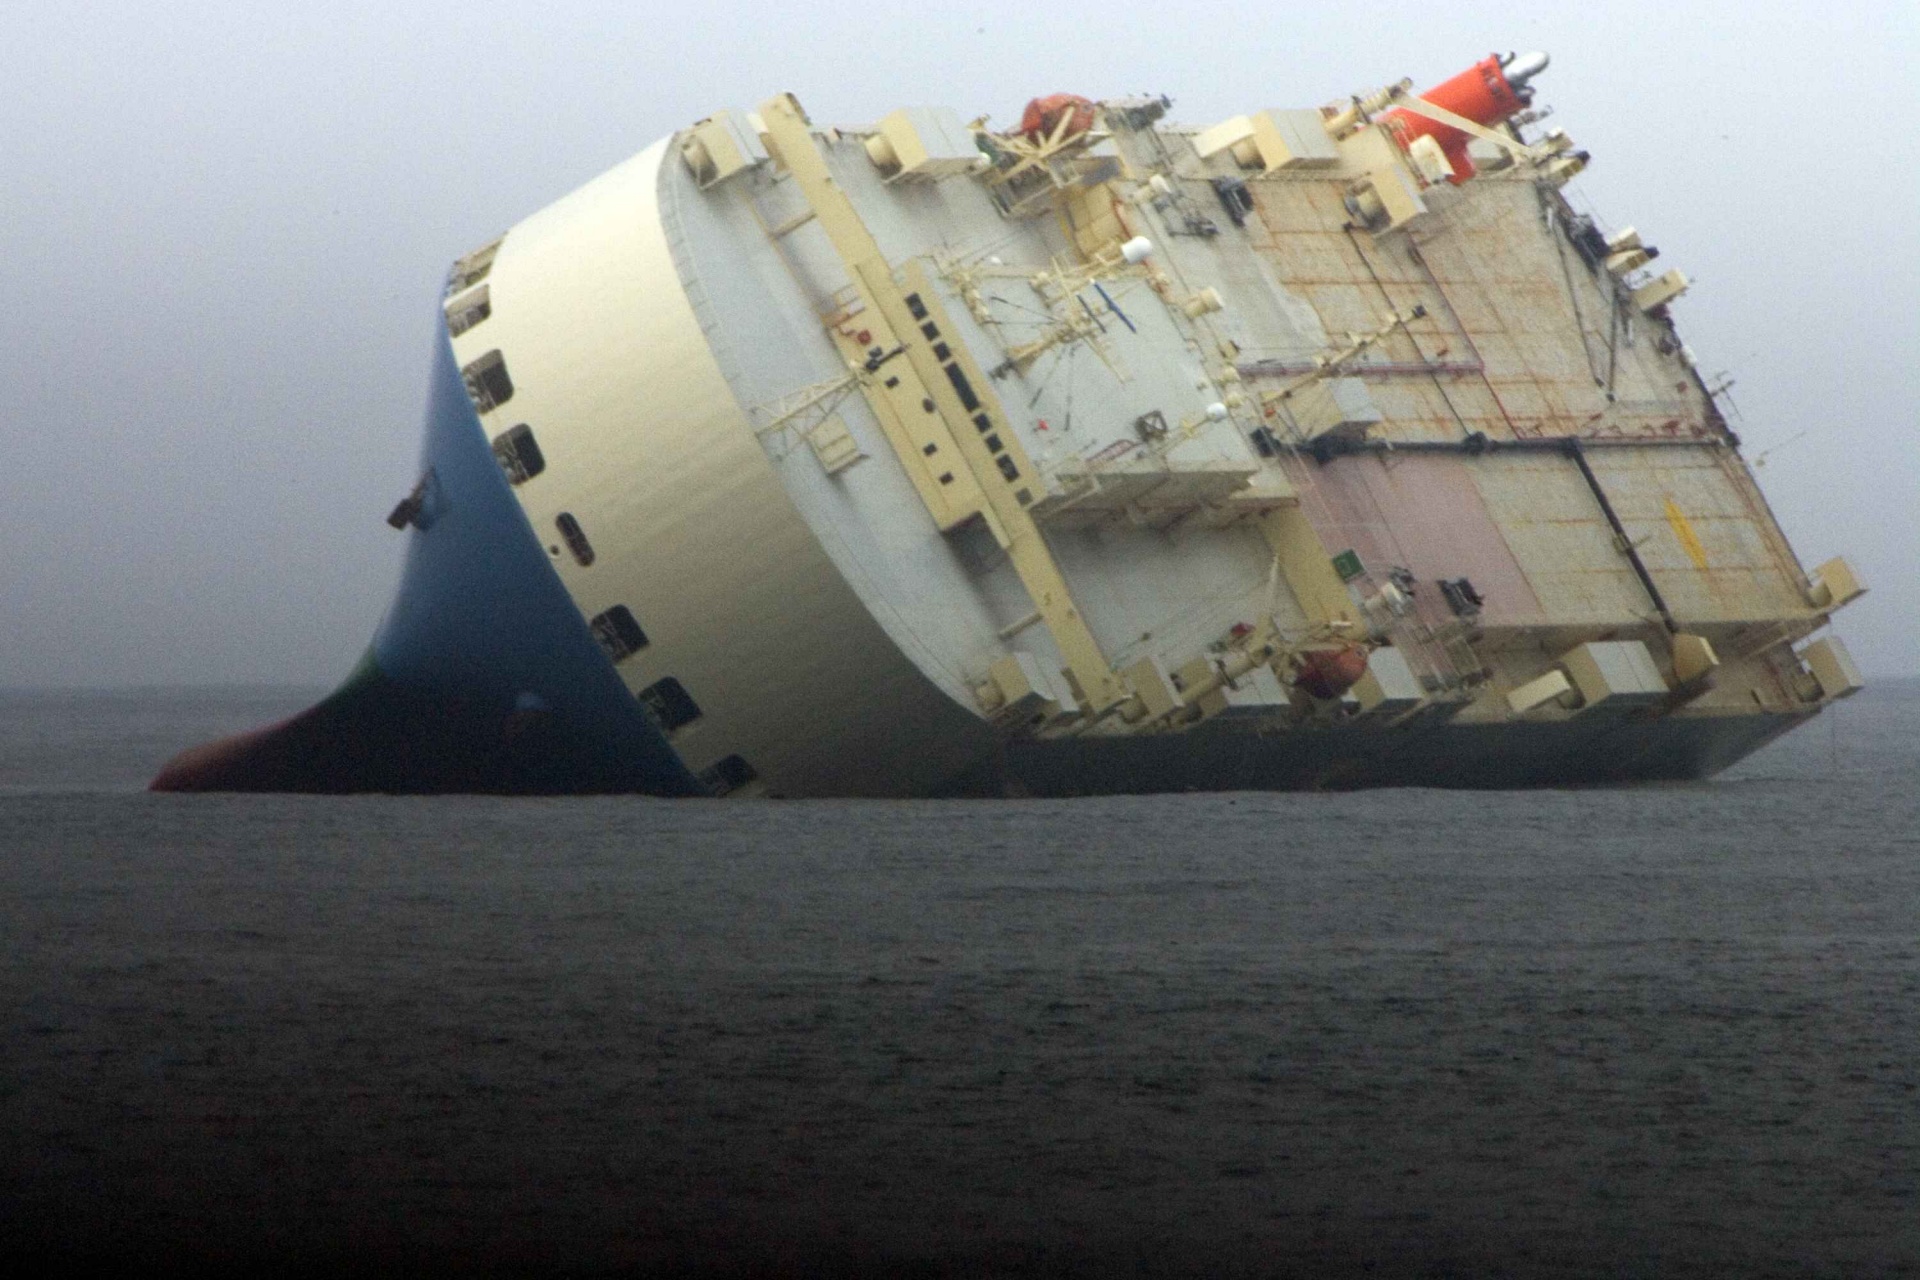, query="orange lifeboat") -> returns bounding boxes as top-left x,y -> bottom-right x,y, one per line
1291,645 -> 1372,701
1019,94 -> 1096,144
